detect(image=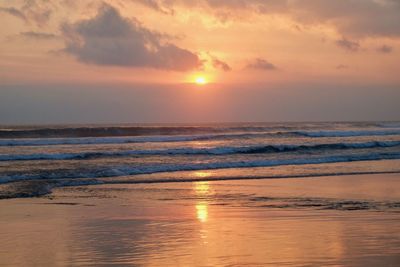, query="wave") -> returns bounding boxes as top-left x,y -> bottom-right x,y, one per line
375,122 -> 400,128
1,140 -> 400,161
2,152 -> 400,184
295,129 -> 400,137
3,129 -> 400,147
0,126 -> 224,139
0,125 -> 291,139
0,132 -> 287,147
4,170 -> 400,200
2,128 -> 400,146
